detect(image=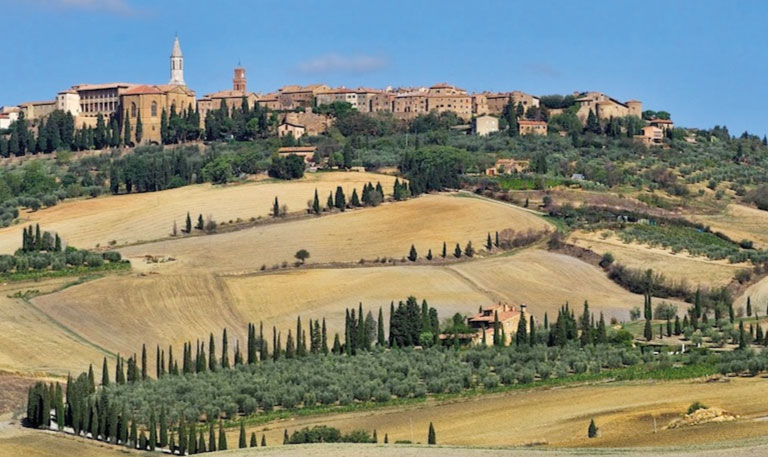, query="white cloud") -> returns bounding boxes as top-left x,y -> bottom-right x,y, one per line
24,0 -> 138,15
297,54 -> 389,75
